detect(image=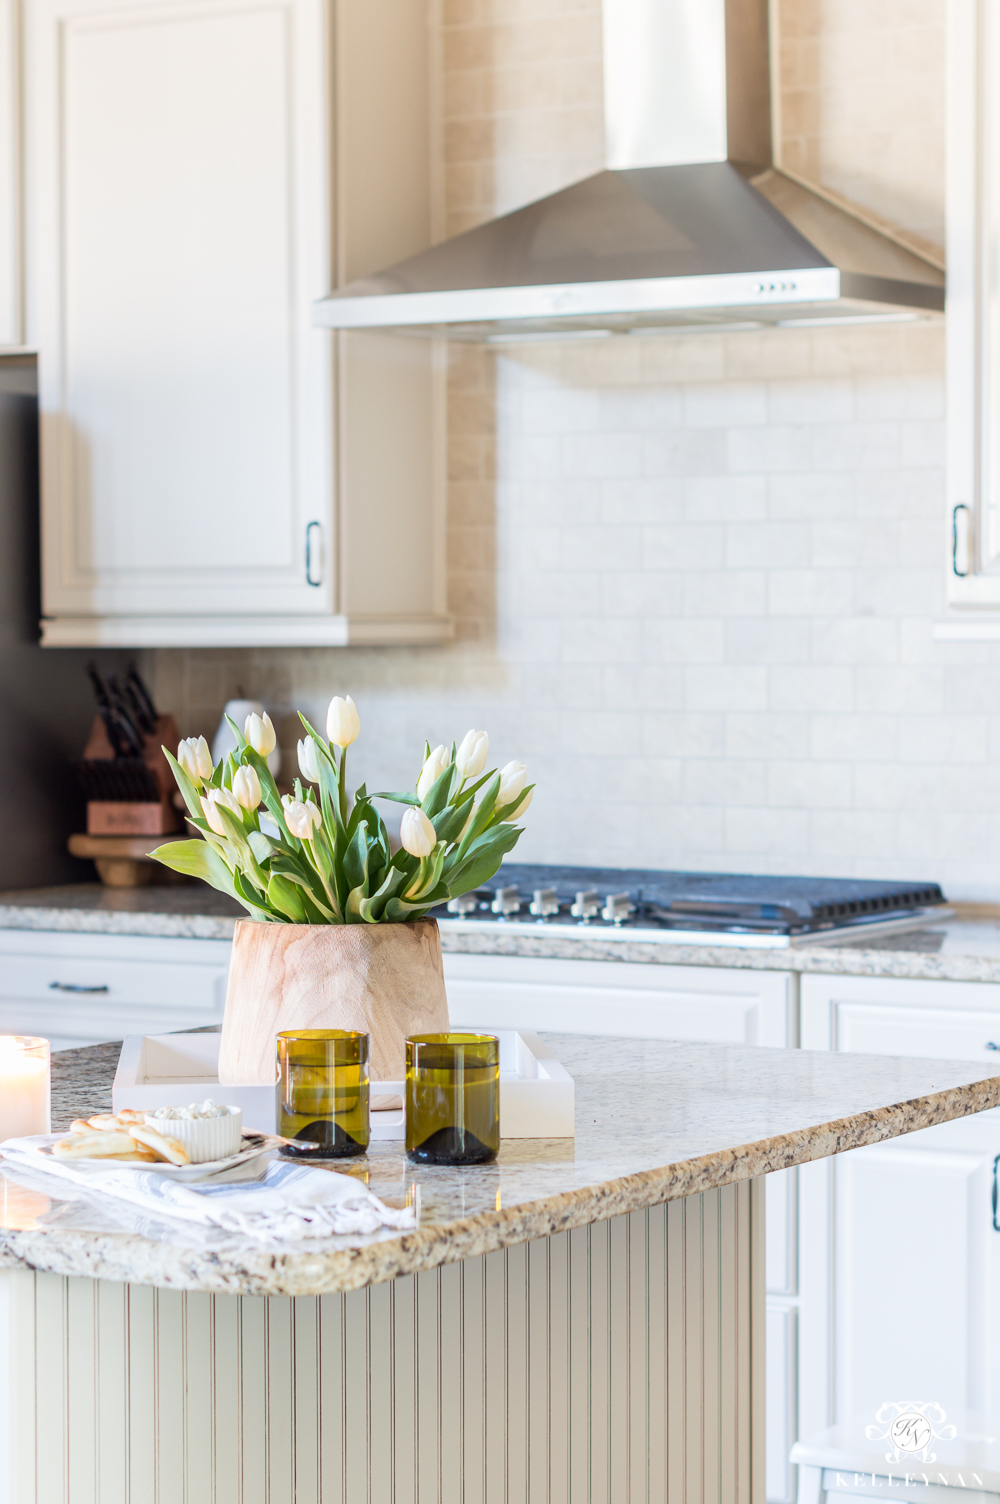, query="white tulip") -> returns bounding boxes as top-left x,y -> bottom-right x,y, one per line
497,759 -> 528,807
297,735 -> 322,783
417,744 -> 451,800
177,735 -> 213,787
400,806 -> 437,858
503,787 -> 533,823
456,729 -> 489,781
282,798 -> 323,840
201,786 -> 242,836
326,695 -> 360,748
231,764 -> 262,811
244,711 -> 276,756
